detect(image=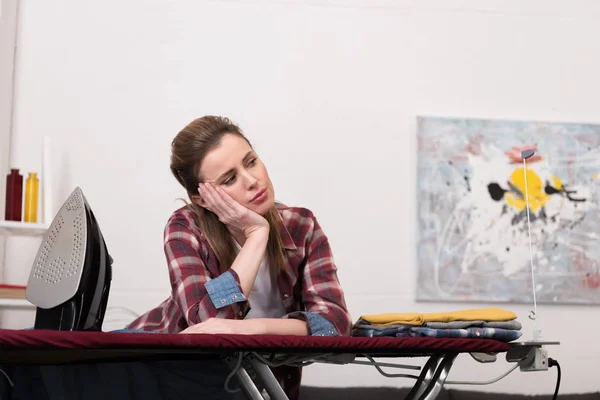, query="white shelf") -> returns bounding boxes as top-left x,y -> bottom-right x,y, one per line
0,220 -> 49,237
0,298 -> 35,308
